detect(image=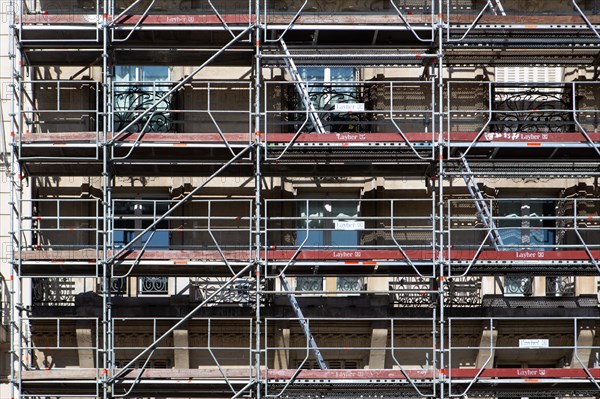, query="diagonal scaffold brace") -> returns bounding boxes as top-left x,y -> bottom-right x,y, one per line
279,272 -> 327,370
